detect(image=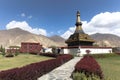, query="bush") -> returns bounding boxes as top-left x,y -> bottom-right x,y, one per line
91,53 -> 118,59
5,54 -> 14,57
57,54 -> 73,63
39,53 -> 58,57
0,45 -> 5,56
72,72 -> 101,80
0,54 -> 73,80
73,55 -> 103,79
14,51 -> 19,56
86,50 -> 91,54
